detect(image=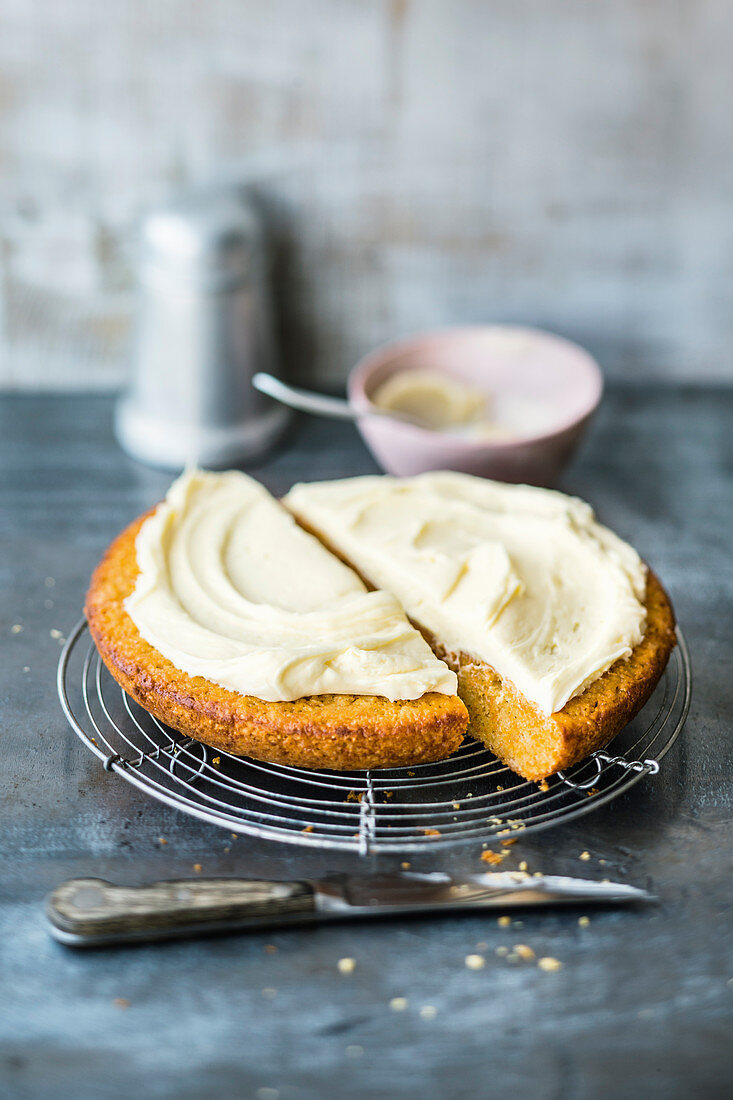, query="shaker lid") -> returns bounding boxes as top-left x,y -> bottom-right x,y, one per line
139,186 -> 265,290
